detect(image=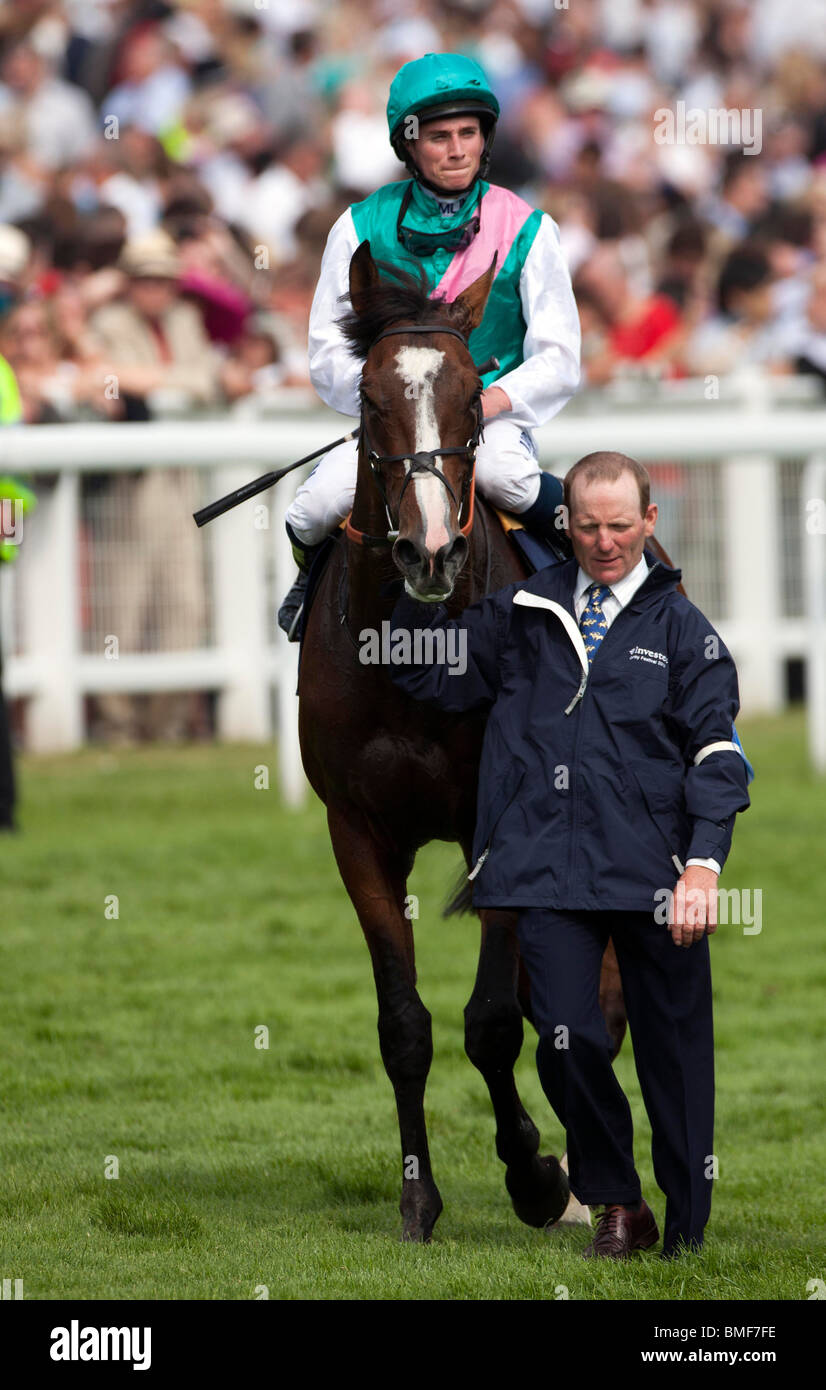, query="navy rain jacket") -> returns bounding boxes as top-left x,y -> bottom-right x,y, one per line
389,553 -> 751,911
